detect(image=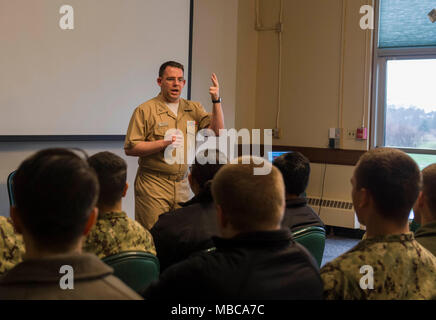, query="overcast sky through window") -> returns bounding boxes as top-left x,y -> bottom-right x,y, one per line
387,59 -> 436,113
